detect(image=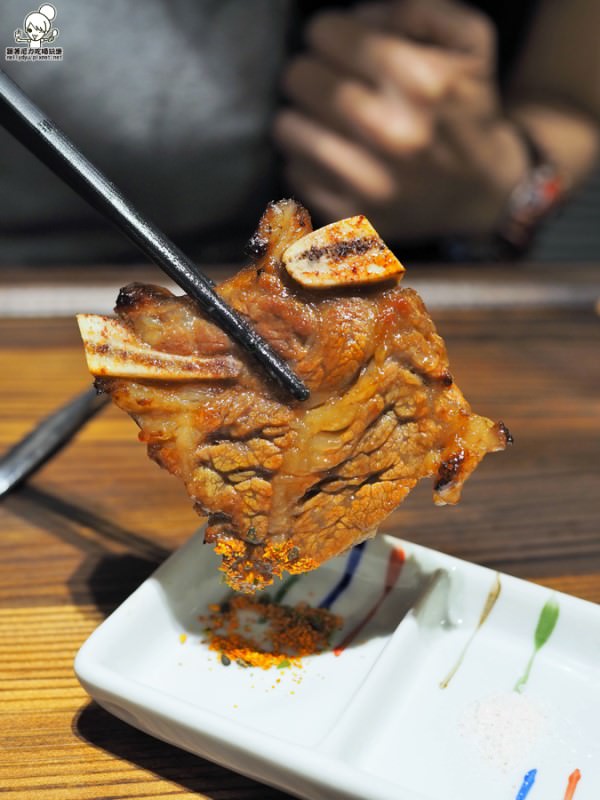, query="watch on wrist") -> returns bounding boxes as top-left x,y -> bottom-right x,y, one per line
494,125 -> 565,257
443,126 -> 565,262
